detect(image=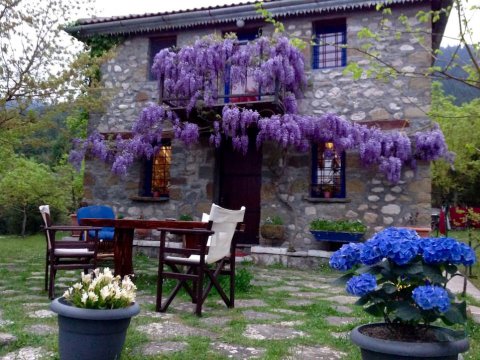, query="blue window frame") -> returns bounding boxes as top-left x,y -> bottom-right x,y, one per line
224,29 -> 260,103
311,142 -> 346,198
142,139 -> 171,197
312,20 -> 346,69
149,37 -> 176,81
